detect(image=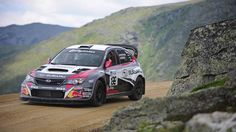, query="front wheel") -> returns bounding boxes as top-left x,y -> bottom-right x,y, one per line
128,77 -> 144,100
90,80 -> 106,106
